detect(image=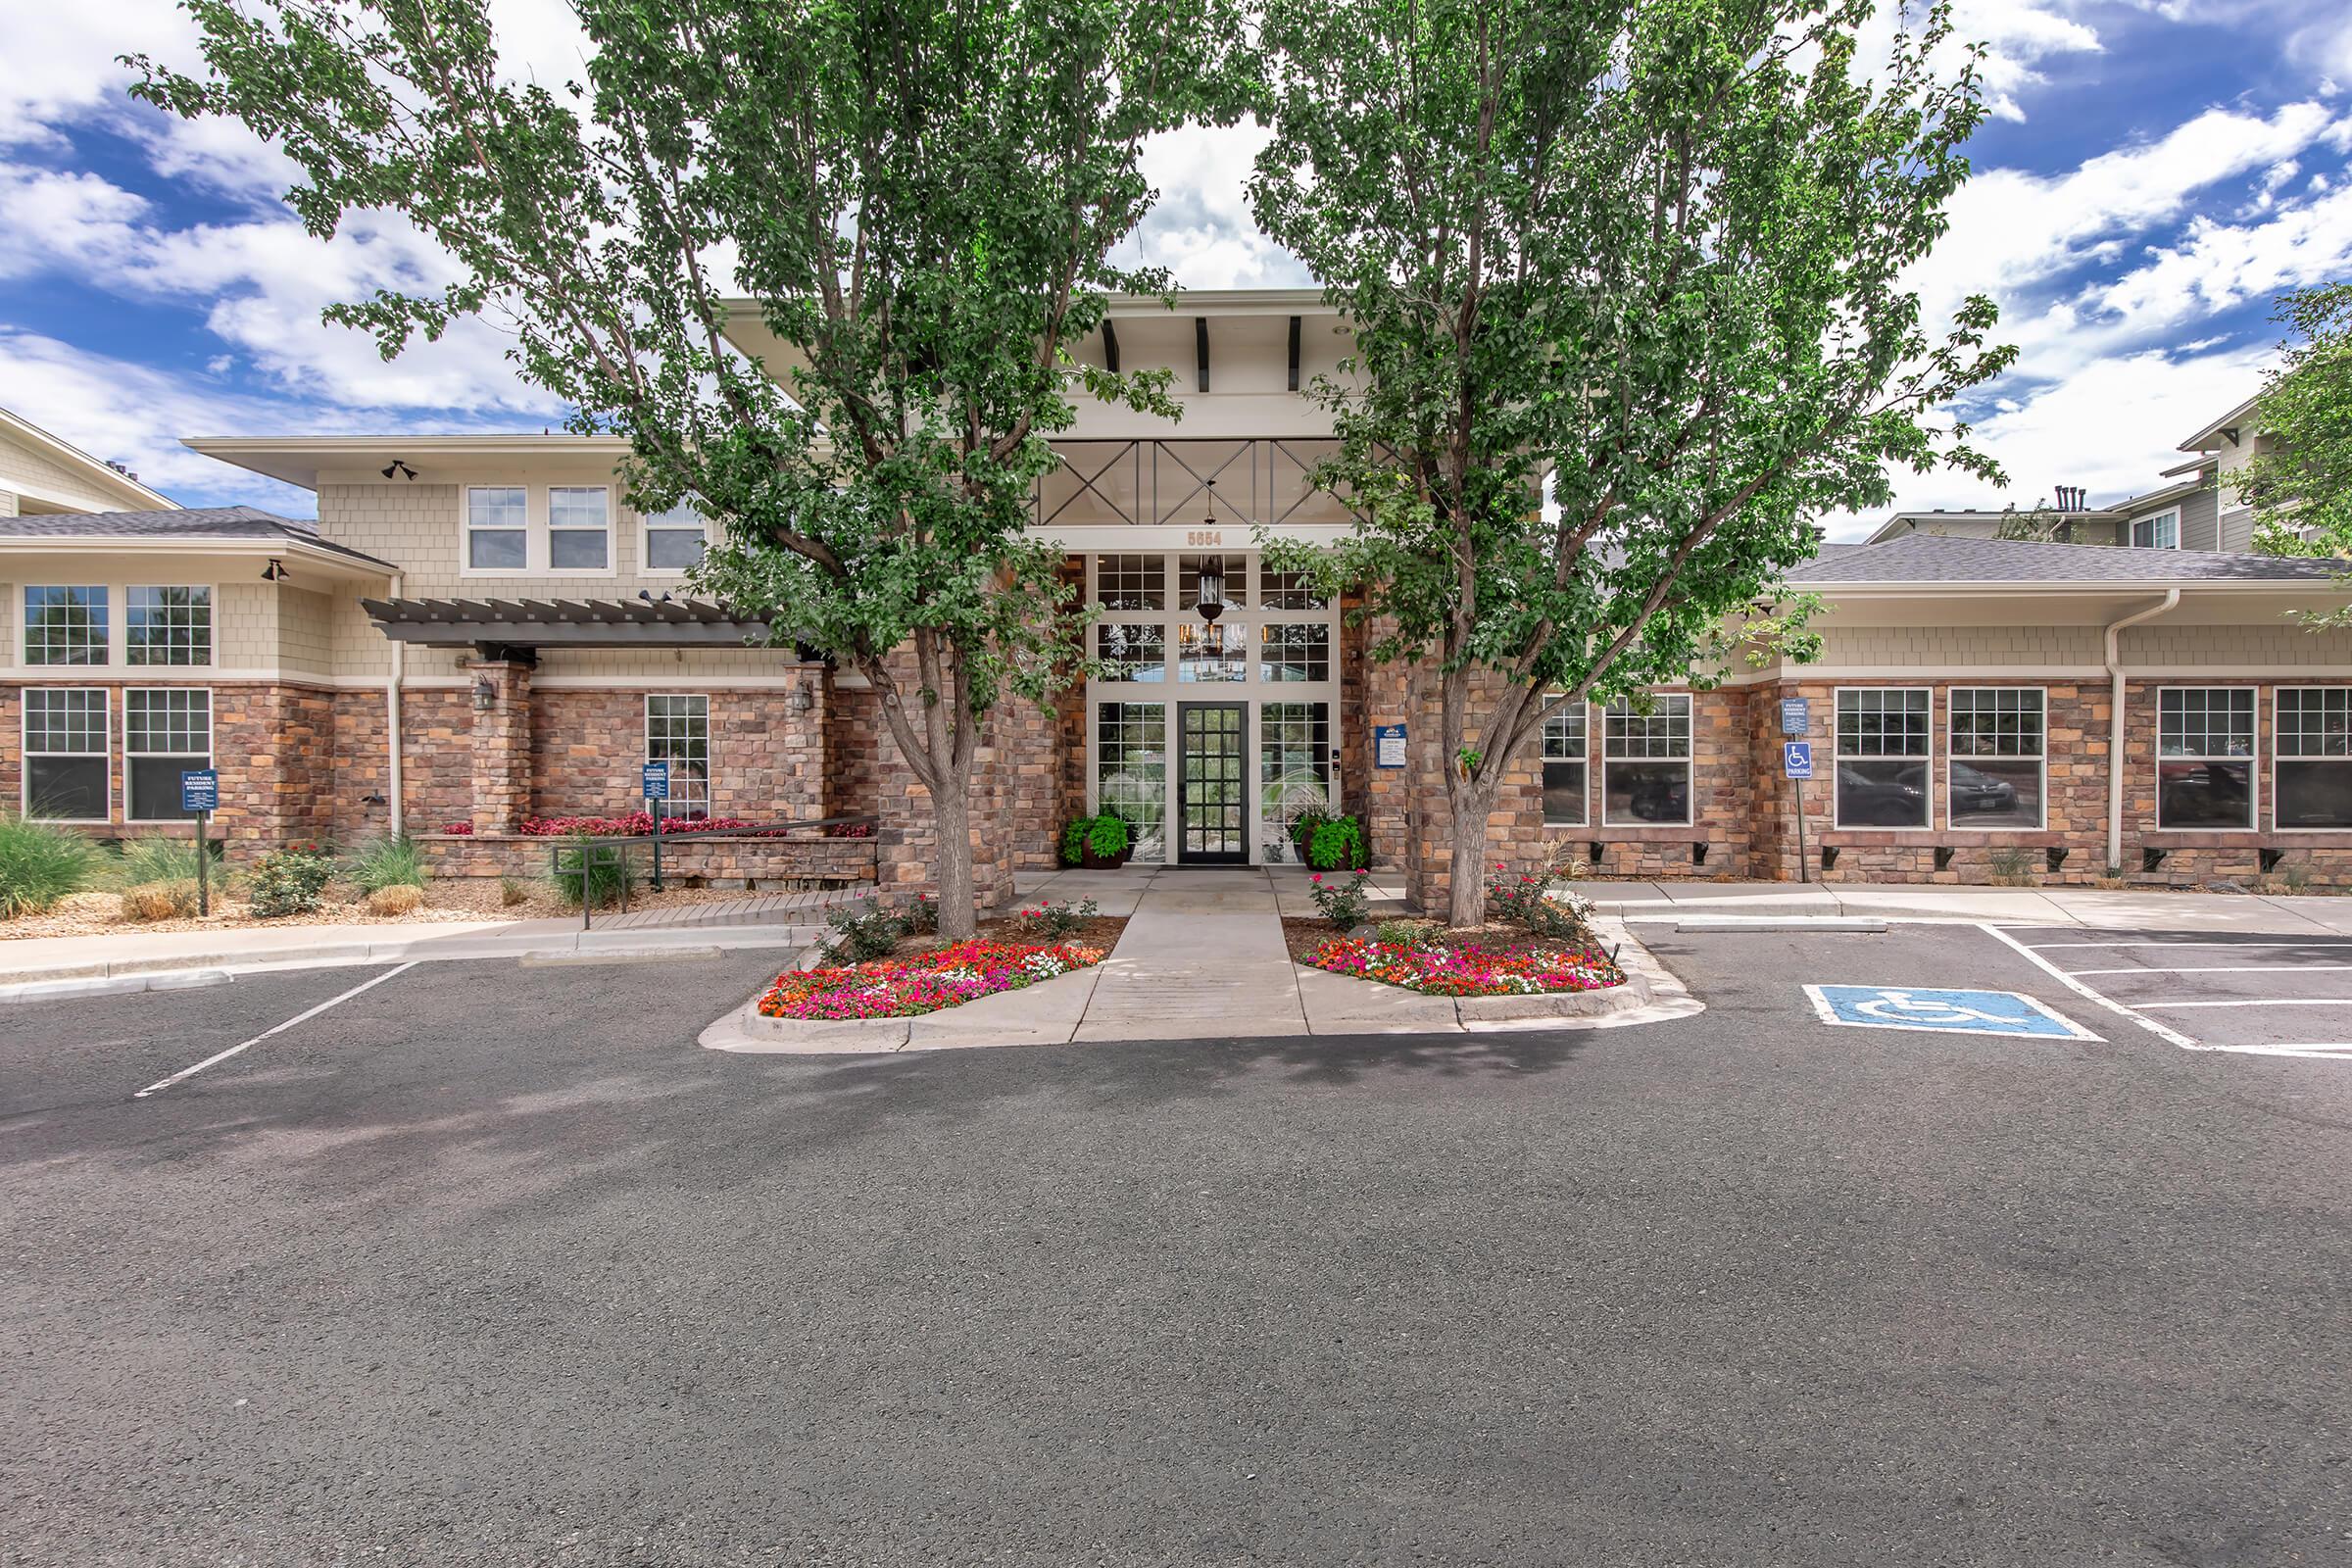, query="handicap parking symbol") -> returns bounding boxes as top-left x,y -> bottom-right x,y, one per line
1803,984 -> 2100,1042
